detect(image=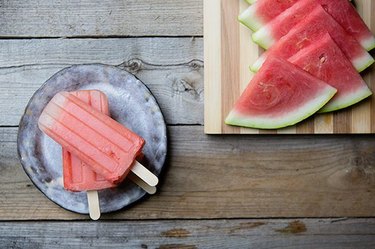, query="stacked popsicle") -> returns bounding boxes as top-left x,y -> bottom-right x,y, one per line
38,90 -> 158,220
